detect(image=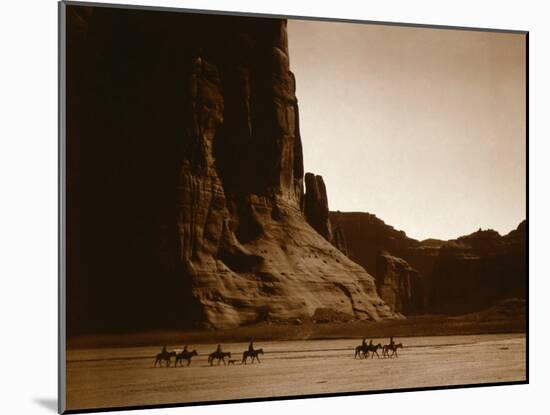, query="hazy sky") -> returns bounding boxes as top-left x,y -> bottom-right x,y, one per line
287,20 -> 526,241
